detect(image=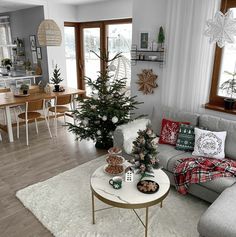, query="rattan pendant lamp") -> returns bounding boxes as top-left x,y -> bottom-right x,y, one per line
37,2 -> 62,46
